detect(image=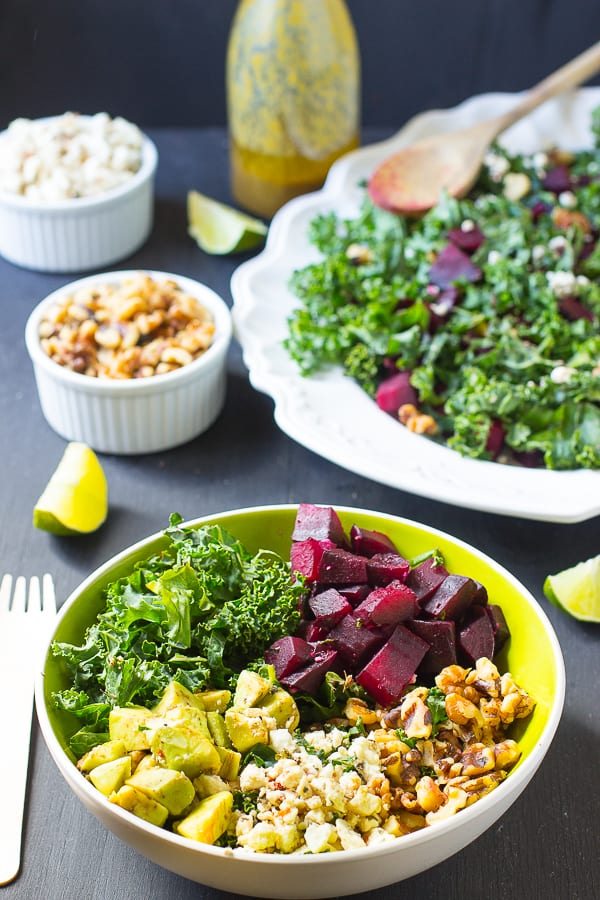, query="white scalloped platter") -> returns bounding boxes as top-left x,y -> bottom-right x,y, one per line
231,88 -> 600,523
